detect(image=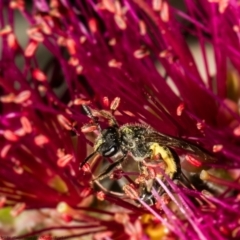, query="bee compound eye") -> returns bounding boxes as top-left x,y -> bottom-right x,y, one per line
103,146 -> 117,157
